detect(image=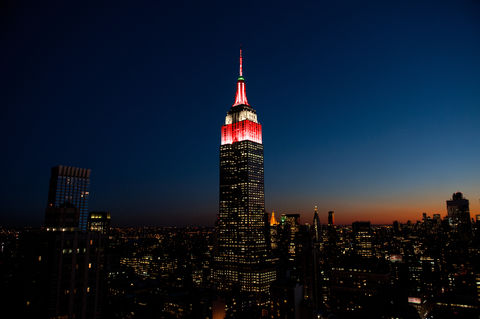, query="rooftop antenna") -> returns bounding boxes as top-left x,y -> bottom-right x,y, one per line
239,46 -> 243,77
